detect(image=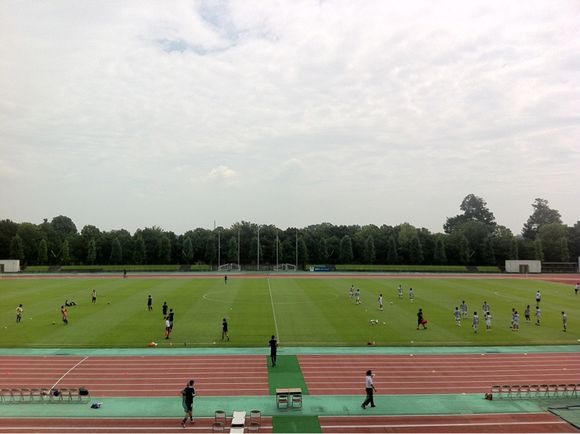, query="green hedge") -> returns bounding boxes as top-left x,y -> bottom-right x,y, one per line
23,264 -> 211,272
332,264 -> 469,272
